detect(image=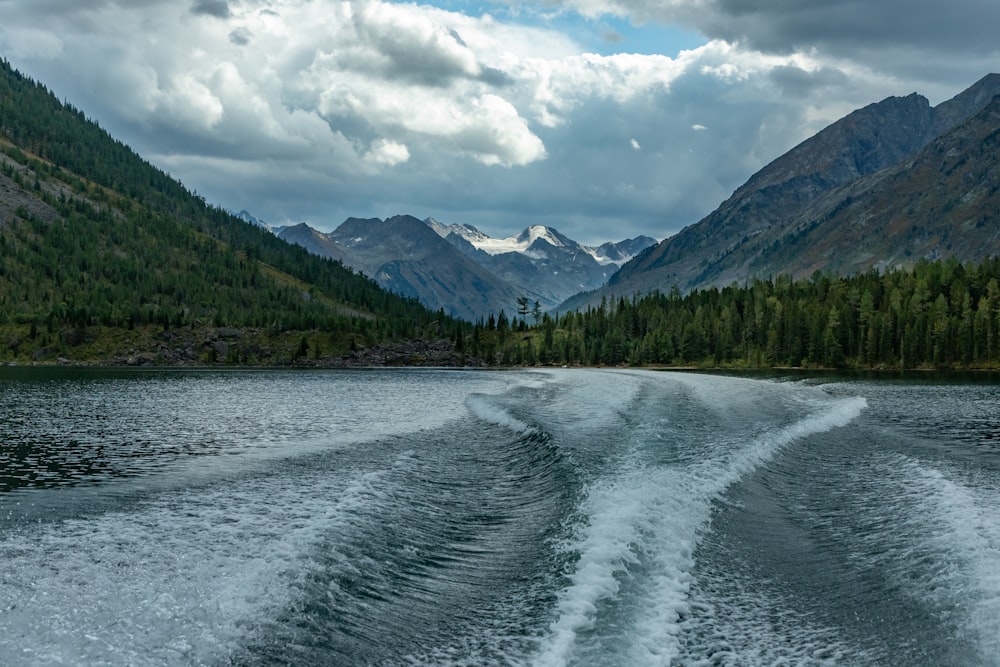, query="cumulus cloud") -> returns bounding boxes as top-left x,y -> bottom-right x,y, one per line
0,0 -> 990,245
347,3 -> 481,87
366,139 -> 411,168
515,0 -> 1000,96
